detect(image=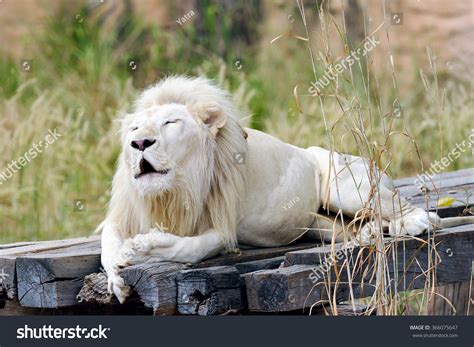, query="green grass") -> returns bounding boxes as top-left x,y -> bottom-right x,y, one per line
0,1 -> 471,246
